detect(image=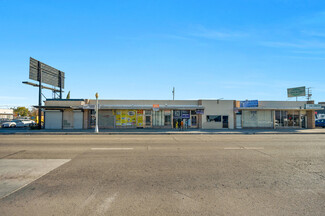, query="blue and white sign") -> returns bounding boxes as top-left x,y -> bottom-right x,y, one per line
181,114 -> 190,119
195,109 -> 204,114
240,100 -> 258,108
